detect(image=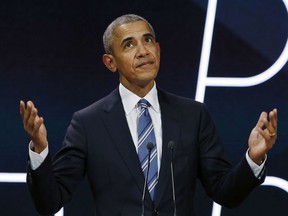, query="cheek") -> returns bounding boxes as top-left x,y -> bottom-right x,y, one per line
121,54 -> 135,68
152,48 -> 160,63
119,61 -> 136,74
155,54 -> 160,68
116,56 -> 133,70
157,53 -> 160,63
